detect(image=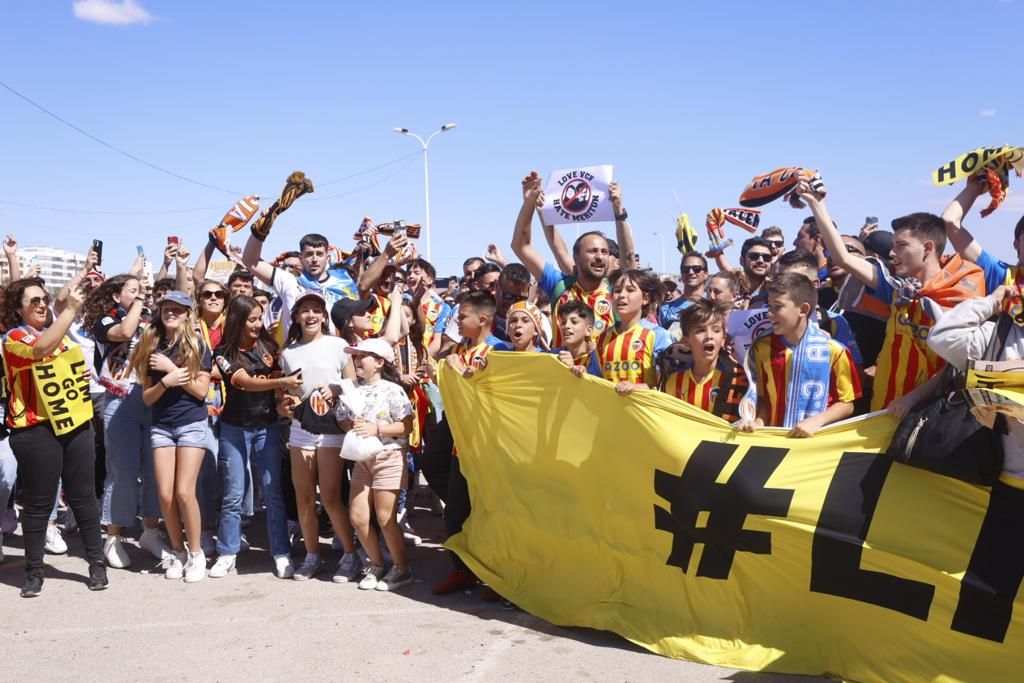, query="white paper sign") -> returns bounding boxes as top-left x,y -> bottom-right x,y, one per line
540,165 -> 615,225
727,308 -> 773,365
